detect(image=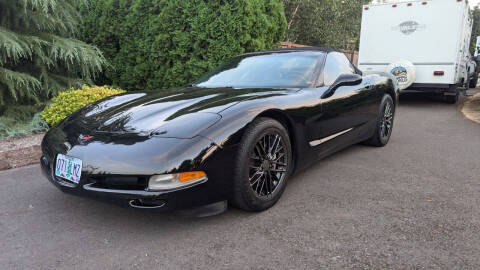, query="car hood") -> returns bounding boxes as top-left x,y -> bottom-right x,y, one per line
70,86 -> 290,138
